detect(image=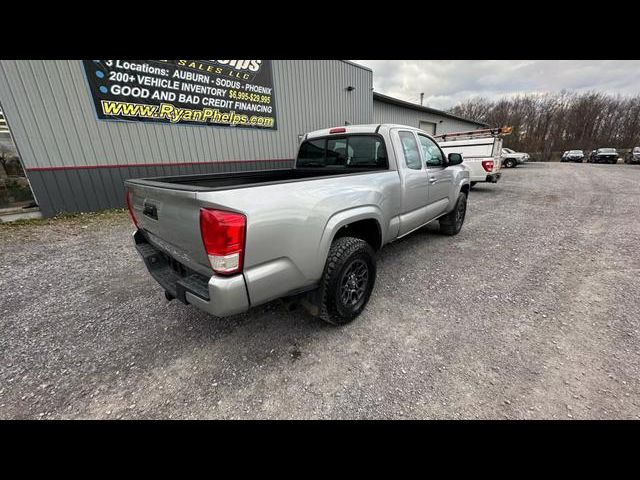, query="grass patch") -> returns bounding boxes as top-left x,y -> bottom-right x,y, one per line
0,208 -> 128,228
